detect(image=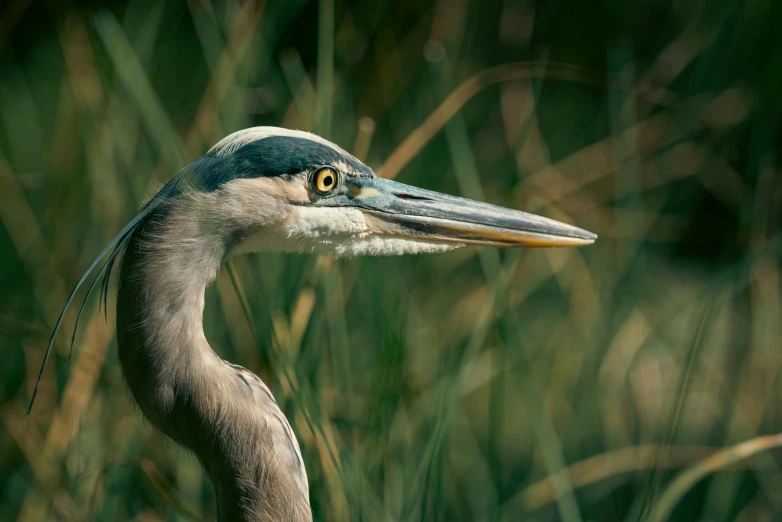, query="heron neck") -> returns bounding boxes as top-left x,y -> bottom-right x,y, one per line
116,203 -> 225,436
115,201 -> 312,522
